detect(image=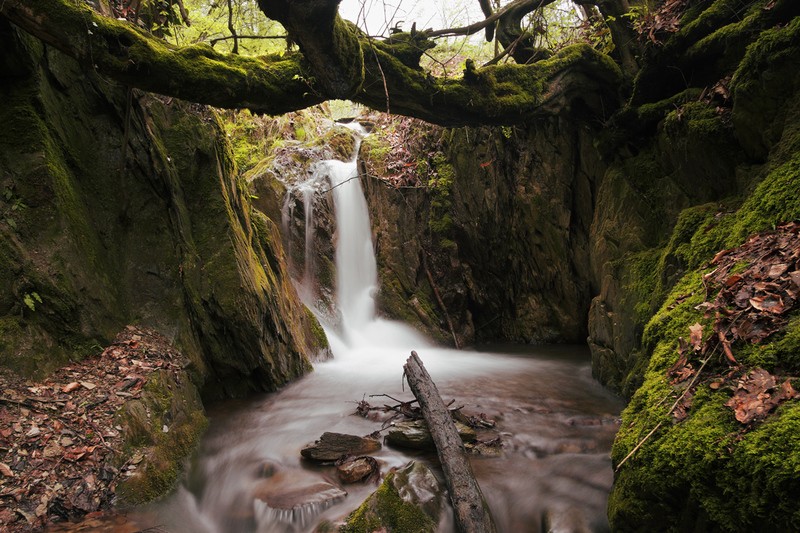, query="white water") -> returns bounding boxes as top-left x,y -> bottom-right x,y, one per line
144,126 -> 622,533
